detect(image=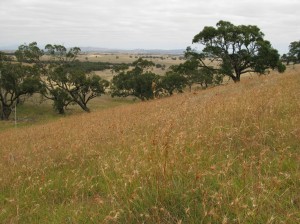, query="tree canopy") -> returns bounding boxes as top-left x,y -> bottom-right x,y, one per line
160,71 -> 187,95
170,58 -> 222,90
15,42 -> 109,114
283,40 -> 300,65
189,20 -> 285,82
111,58 -> 160,100
0,24 -> 294,120
0,51 -> 41,120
